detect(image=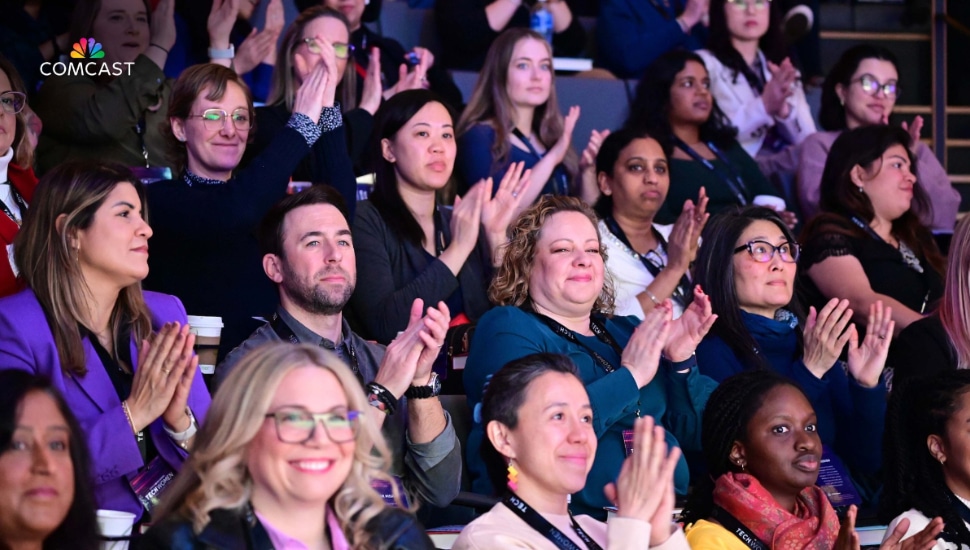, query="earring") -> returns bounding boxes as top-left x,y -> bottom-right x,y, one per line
857,186 -> 865,193
75,245 -> 80,264
507,460 -> 519,492
940,456 -> 947,465
840,99 -> 845,107
178,136 -> 186,142
735,459 -> 746,472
